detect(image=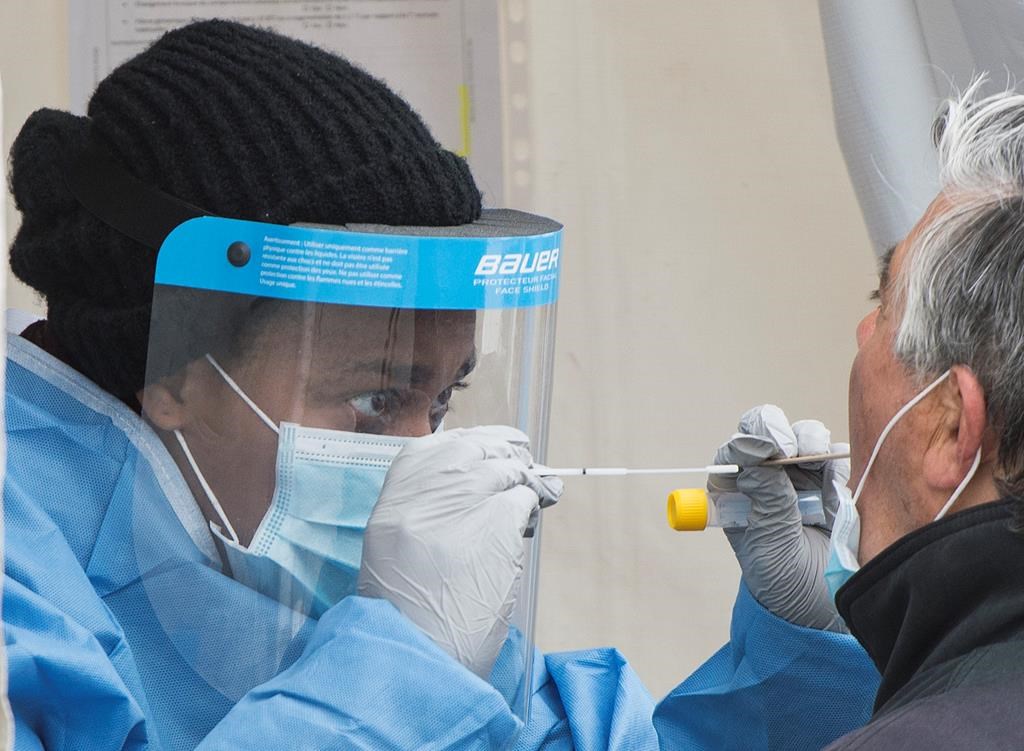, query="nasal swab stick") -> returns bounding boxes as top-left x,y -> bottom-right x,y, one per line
761,452 -> 849,466
535,452 -> 849,477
